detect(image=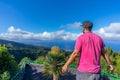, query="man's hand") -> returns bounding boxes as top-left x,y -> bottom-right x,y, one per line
62,65 -> 68,73
109,64 -> 114,71
62,50 -> 79,73
101,48 -> 114,71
